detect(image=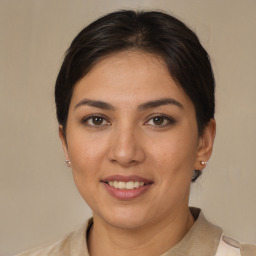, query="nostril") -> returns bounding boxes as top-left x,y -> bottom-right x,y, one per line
107,131 -> 146,165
